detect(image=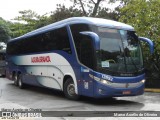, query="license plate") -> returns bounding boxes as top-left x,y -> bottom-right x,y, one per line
123,91 -> 131,95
